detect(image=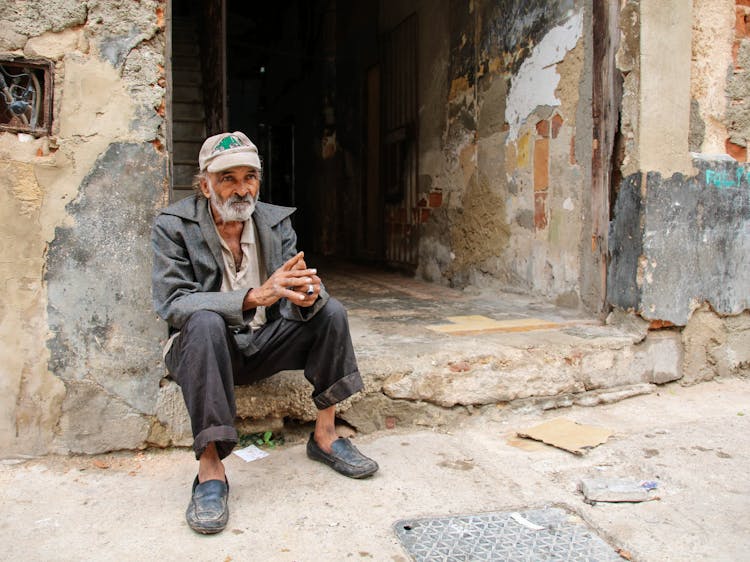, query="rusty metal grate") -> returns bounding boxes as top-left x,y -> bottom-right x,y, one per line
0,59 -> 53,135
381,14 -> 418,268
